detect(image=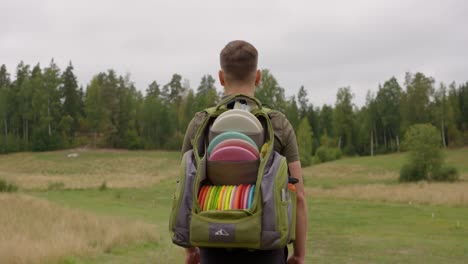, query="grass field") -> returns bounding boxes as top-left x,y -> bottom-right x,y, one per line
1,148 -> 467,263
